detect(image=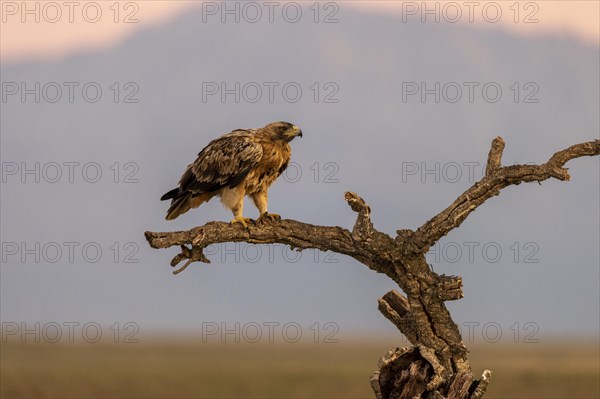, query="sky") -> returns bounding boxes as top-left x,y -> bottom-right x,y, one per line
1,1 -> 599,63
0,0 -> 598,340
